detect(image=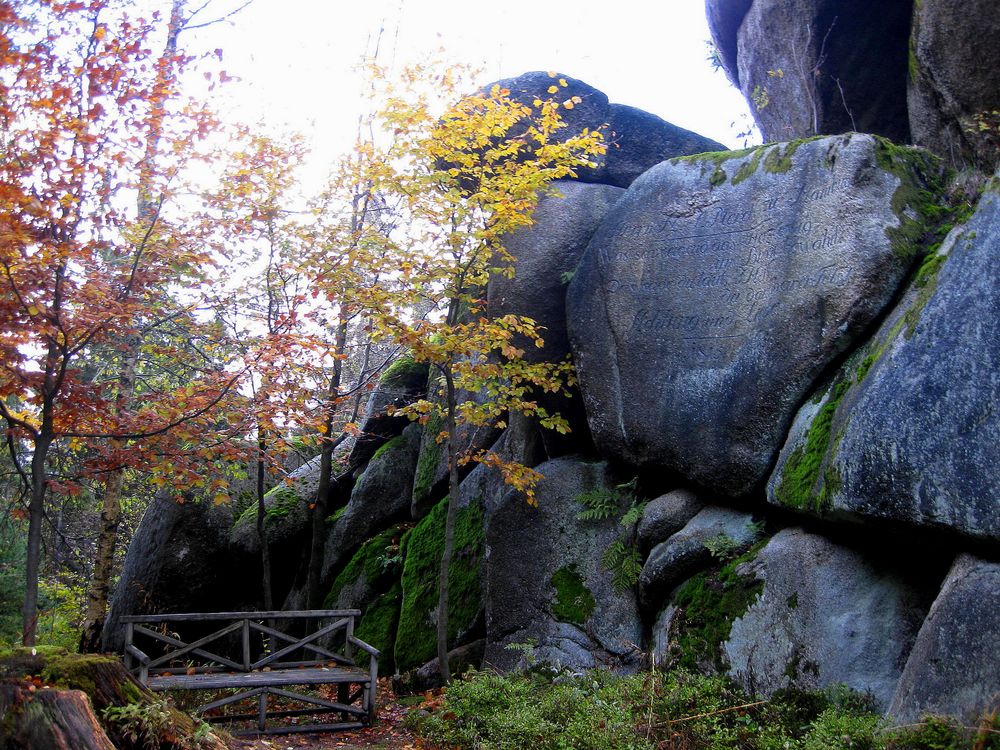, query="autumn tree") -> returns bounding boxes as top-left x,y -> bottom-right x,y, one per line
363,64 -> 605,681
0,0 -> 241,647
